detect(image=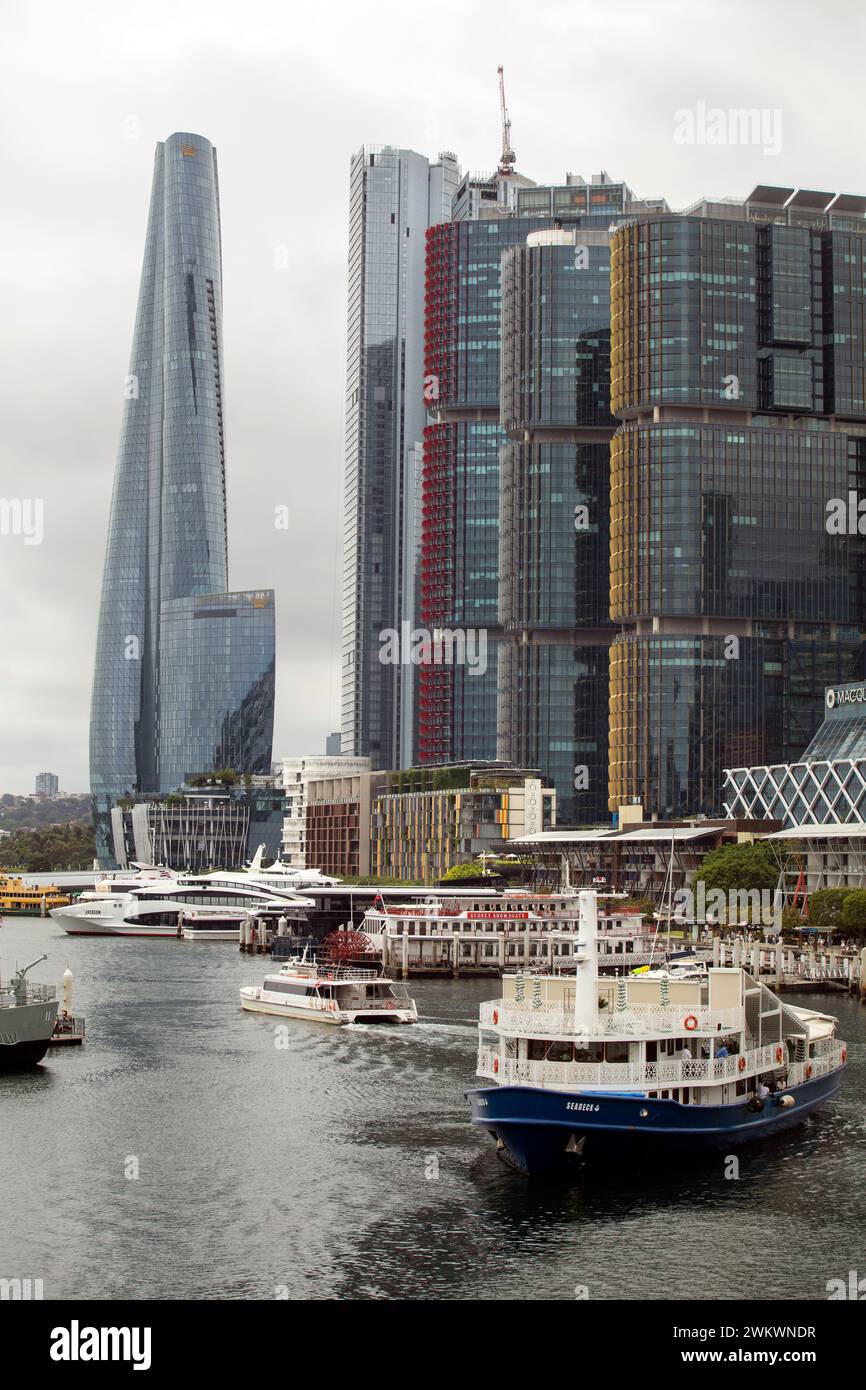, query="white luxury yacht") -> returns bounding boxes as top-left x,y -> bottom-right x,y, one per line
50,870 -> 312,938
